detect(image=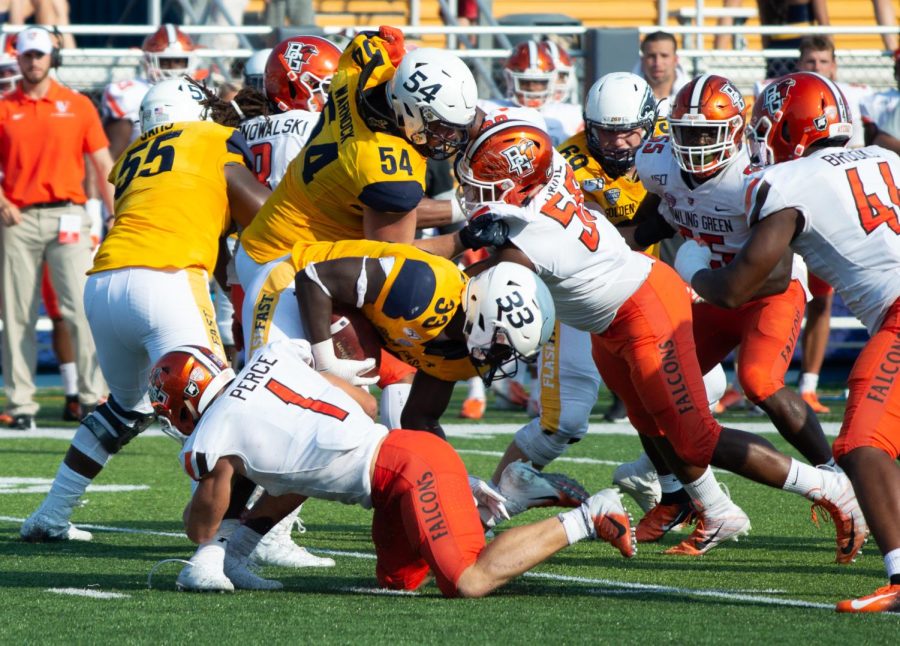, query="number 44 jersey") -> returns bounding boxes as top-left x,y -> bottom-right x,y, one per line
747,145 -> 900,334
93,121 -> 251,276
497,150 -> 654,334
